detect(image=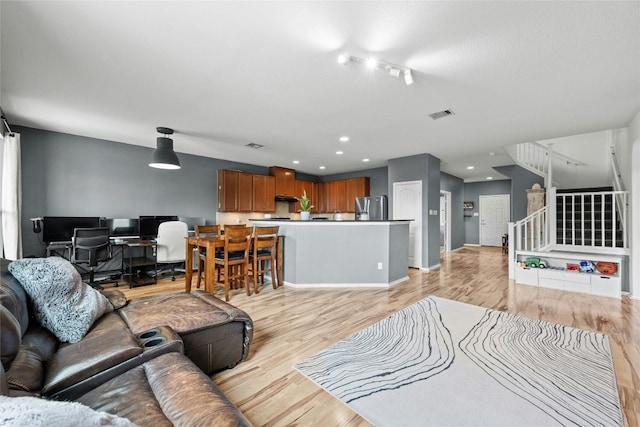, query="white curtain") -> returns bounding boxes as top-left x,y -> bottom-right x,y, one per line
1,132 -> 22,260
